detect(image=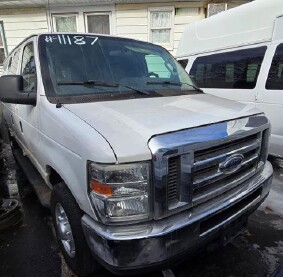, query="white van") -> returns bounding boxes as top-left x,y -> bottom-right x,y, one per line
0,33 -> 272,276
176,0 -> 283,159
